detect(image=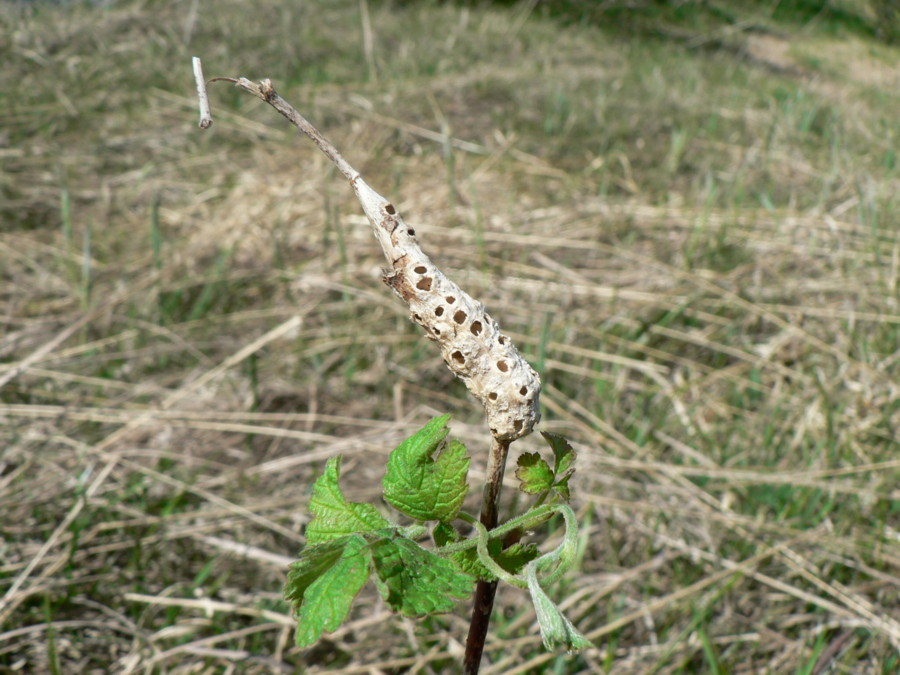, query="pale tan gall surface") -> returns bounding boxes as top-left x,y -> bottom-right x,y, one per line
352,177 -> 541,441
217,75 -> 542,440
